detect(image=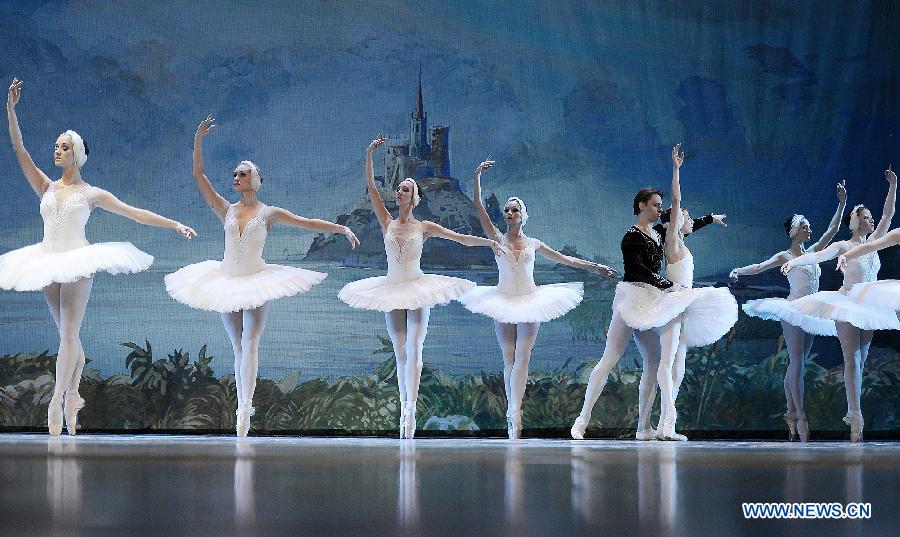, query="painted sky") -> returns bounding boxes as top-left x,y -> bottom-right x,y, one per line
1,0 -> 898,276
